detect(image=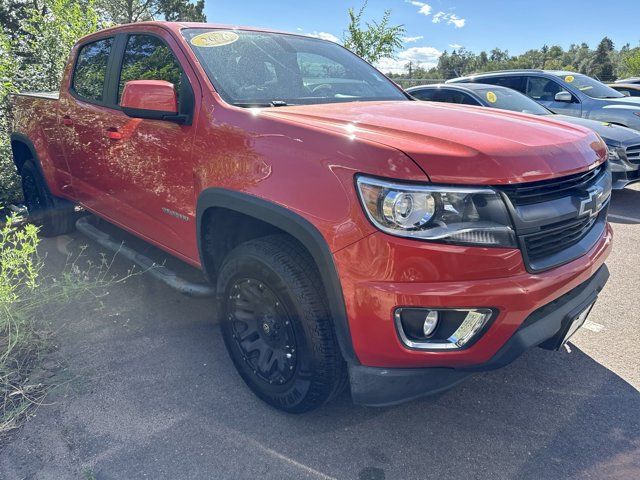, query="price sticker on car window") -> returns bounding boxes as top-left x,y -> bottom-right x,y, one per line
486,91 -> 497,103
191,31 -> 239,48
565,75 -> 575,83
